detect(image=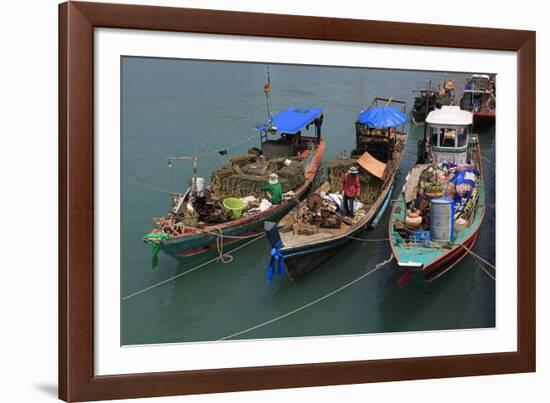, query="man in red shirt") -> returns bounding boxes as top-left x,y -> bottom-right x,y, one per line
340,166 -> 361,217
